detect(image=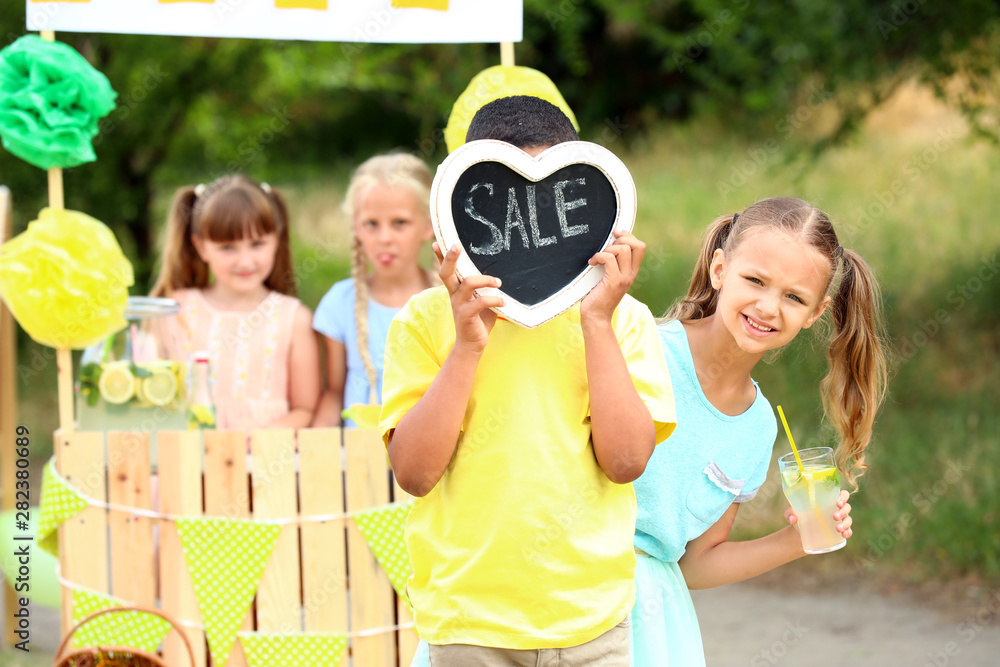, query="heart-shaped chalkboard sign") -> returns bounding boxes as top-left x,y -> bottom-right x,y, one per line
431,140 -> 637,328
